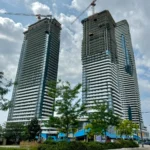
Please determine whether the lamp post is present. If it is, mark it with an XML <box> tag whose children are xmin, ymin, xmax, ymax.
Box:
<box><xmin>137</xmin><ymin>107</ymin><xmax>144</xmax><ymax>148</ymax></box>
<box><xmin>139</xmin><ymin>119</ymin><xmax>144</xmax><ymax>147</ymax></box>
<box><xmin>139</xmin><ymin>112</ymin><xmax>150</xmax><ymax>147</ymax></box>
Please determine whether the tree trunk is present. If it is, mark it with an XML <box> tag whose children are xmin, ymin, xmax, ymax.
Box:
<box><xmin>86</xmin><ymin>135</ymin><xmax>88</xmax><ymax>142</ymax></box>
<box><xmin>104</xmin><ymin>131</ymin><xmax>107</xmax><ymax>142</ymax></box>
<box><xmin>66</xmin><ymin>127</ymin><xmax>69</xmax><ymax>141</ymax></box>
<box><xmin>72</xmin><ymin>133</ymin><xmax>76</xmax><ymax>141</ymax></box>
<box><xmin>66</xmin><ymin>132</ymin><xmax>68</xmax><ymax>141</ymax></box>
<box><xmin>94</xmin><ymin>135</ymin><xmax>96</xmax><ymax>141</ymax></box>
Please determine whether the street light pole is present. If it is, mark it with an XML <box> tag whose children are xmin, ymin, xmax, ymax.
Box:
<box><xmin>139</xmin><ymin>120</ymin><xmax>144</xmax><ymax>147</ymax></box>
<box><xmin>139</xmin><ymin>110</ymin><xmax>144</xmax><ymax>147</ymax></box>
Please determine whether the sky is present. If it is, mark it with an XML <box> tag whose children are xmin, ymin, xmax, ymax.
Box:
<box><xmin>0</xmin><ymin>0</ymin><xmax>150</xmax><ymax>132</ymax></box>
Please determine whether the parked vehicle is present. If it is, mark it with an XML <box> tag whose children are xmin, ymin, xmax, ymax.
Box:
<box><xmin>144</xmin><ymin>141</ymin><xmax>150</xmax><ymax>145</ymax></box>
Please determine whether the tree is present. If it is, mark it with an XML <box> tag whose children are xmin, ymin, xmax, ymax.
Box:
<box><xmin>116</xmin><ymin>119</ymin><xmax>139</xmax><ymax>138</ymax></box>
<box><xmin>0</xmin><ymin>124</ymin><xmax>4</xmax><ymax>138</ymax></box>
<box><xmin>0</xmin><ymin>72</ymin><xmax>13</xmax><ymax>110</ymax></box>
<box><xmin>45</xmin><ymin>80</ymin><xmax>86</xmax><ymax>139</ymax></box>
<box><xmin>27</xmin><ymin>118</ymin><xmax>41</xmax><ymax>141</ymax></box>
<box><xmin>84</xmin><ymin>123</ymin><xmax>94</xmax><ymax>141</ymax></box>
<box><xmin>3</xmin><ymin>122</ymin><xmax>25</xmax><ymax>144</ymax></box>
<box><xmin>87</xmin><ymin>101</ymin><xmax>121</xmax><ymax>139</ymax></box>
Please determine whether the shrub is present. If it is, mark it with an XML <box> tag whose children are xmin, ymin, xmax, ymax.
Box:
<box><xmin>43</xmin><ymin>139</ymin><xmax>57</xmax><ymax>145</ymax></box>
<box><xmin>38</xmin><ymin>140</ymin><xmax>139</xmax><ymax>150</ymax></box>
<box><xmin>38</xmin><ymin>142</ymin><xmax>87</xmax><ymax>150</ymax></box>
<box><xmin>20</xmin><ymin>141</ymin><xmax>39</xmax><ymax>150</ymax></box>
<box><xmin>103</xmin><ymin>142</ymin><xmax>122</xmax><ymax>149</ymax></box>
<box><xmin>38</xmin><ymin>142</ymin><xmax>68</xmax><ymax>150</ymax></box>
<box><xmin>68</xmin><ymin>142</ymin><xmax>87</xmax><ymax>150</ymax></box>
<box><xmin>86</xmin><ymin>142</ymin><xmax>105</xmax><ymax>150</ymax></box>
<box><xmin>116</xmin><ymin>139</ymin><xmax>139</xmax><ymax>148</ymax></box>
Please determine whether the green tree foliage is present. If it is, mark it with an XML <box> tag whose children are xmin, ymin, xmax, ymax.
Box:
<box><xmin>86</xmin><ymin>101</ymin><xmax>121</xmax><ymax>137</ymax></box>
<box><xmin>84</xmin><ymin>123</ymin><xmax>94</xmax><ymax>140</ymax></box>
<box><xmin>45</xmin><ymin>80</ymin><xmax>86</xmax><ymax>138</ymax></box>
<box><xmin>3</xmin><ymin>122</ymin><xmax>25</xmax><ymax>143</ymax></box>
<box><xmin>116</xmin><ymin>119</ymin><xmax>139</xmax><ymax>137</ymax></box>
<box><xmin>0</xmin><ymin>72</ymin><xmax>13</xmax><ymax>110</ymax></box>
<box><xmin>27</xmin><ymin>118</ymin><xmax>41</xmax><ymax>141</ymax></box>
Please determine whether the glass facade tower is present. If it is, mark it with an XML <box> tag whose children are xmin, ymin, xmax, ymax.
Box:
<box><xmin>115</xmin><ymin>20</ymin><xmax>142</xmax><ymax>123</ymax></box>
<box><xmin>81</xmin><ymin>10</ymin><xmax>122</xmax><ymax>117</ymax></box>
<box><xmin>81</xmin><ymin>10</ymin><xmax>142</xmax><ymax>123</ymax></box>
<box><xmin>7</xmin><ymin>18</ymin><xmax>61</xmax><ymax>122</ymax></box>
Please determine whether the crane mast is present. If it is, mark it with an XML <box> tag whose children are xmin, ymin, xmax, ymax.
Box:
<box><xmin>91</xmin><ymin>0</ymin><xmax>96</xmax><ymax>15</ymax></box>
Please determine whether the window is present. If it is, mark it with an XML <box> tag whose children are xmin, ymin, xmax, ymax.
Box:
<box><xmin>121</xmin><ymin>34</ymin><xmax>132</xmax><ymax>75</ymax></box>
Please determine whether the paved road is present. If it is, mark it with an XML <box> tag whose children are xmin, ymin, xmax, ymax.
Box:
<box><xmin>107</xmin><ymin>145</ymin><xmax>150</xmax><ymax>150</ymax></box>
<box><xmin>112</xmin><ymin>145</ymin><xmax>150</xmax><ymax>150</ymax></box>
<box><xmin>138</xmin><ymin>145</ymin><xmax>150</xmax><ymax>149</ymax></box>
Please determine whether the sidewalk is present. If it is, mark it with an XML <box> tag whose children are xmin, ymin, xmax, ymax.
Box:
<box><xmin>109</xmin><ymin>145</ymin><xmax>150</xmax><ymax>150</ymax></box>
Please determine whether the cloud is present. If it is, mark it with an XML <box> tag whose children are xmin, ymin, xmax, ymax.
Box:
<box><xmin>71</xmin><ymin>0</ymin><xmax>91</xmax><ymax>11</ymax></box>
<box><xmin>0</xmin><ymin>9</ymin><xmax>6</xmax><ymax>13</ymax></box>
<box><xmin>0</xmin><ymin>110</ymin><xmax>8</xmax><ymax>125</ymax></box>
<box><xmin>138</xmin><ymin>78</ymin><xmax>150</xmax><ymax>95</ymax></box>
<box><xmin>136</xmin><ymin>54</ymin><xmax>150</xmax><ymax>69</ymax></box>
<box><xmin>136</xmin><ymin>68</ymin><xmax>145</xmax><ymax>76</ymax></box>
<box><xmin>0</xmin><ymin>17</ymin><xmax>24</xmax><ymax>79</ymax></box>
<box><xmin>52</xmin><ymin>3</ymin><xmax>57</xmax><ymax>8</ymax></box>
<box><xmin>56</xmin><ymin>13</ymin><xmax>82</xmax><ymax>85</ymax></box>
<box><xmin>30</xmin><ymin>2</ymin><xmax>51</xmax><ymax>15</ymax></box>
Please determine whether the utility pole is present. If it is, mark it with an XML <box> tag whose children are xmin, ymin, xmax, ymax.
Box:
<box><xmin>139</xmin><ymin>110</ymin><xmax>144</xmax><ymax>147</ymax></box>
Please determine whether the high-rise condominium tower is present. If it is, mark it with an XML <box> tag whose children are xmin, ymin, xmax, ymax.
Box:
<box><xmin>7</xmin><ymin>18</ymin><xmax>61</xmax><ymax>122</ymax></box>
<box><xmin>81</xmin><ymin>10</ymin><xmax>122</xmax><ymax>117</ymax></box>
<box><xmin>81</xmin><ymin>10</ymin><xmax>142</xmax><ymax>123</ymax></box>
<box><xmin>115</xmin><ymin>20</ymin><xmax>142</xmax><ymax>123</ymax></box>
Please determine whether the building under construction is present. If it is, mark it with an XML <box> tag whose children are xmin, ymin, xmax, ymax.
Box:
<box><xmin>81</xmin><ymin>10</ymin><xmax>142</xmax><ymax>124</ymax></box>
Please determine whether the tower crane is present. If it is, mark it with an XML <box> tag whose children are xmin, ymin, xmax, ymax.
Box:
<box><xmin>0</xmin><ymin>12</ymin><xmax>52</xmax><ymax>20</ymax></box>
<box><xmin>71</xmin><ymin>0</ymin><xmax>97</xmax><ymax>24</ymax></box>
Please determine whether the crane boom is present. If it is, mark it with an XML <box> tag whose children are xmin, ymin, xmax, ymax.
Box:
<box><xmin>71</xmin><ymin>0</ymin><xmax>97</xmax><ymax>24</ymax></box>
<box><xmin>71</xmin><ymin>5</ymin><xmax>91</xmax><ymax>24</ymax></box>
<box><xmin>1</xmin><ymin>12</ymin><xmax>52</xmax><ymax>20</ymax></box>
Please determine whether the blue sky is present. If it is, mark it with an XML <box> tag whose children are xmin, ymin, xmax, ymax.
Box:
<box><xmin>0</xmin><ymin>0</ymin><xmax>150</xmax><ymax>132</ymax></box>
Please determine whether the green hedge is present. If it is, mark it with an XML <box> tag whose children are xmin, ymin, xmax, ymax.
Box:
<box><xmin>38</xmin><ymin>140</ymin><xmax>139</xmax><ymax>150</ymax></box>
<box><xmin>116</xmin><ymin>140</ymin><xmax>139</xmax><ymax>148</ymax></box>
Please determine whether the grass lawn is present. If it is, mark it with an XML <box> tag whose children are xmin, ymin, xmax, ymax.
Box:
<box><xmin>0</xmin><ymin>147</ymin><xmax>36</xmax><ymax>150</ymax></box>
<box><xmin>0</xmin><ymin>148</ymin><xmax>26</xmax><ymax>150</ymax></box>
